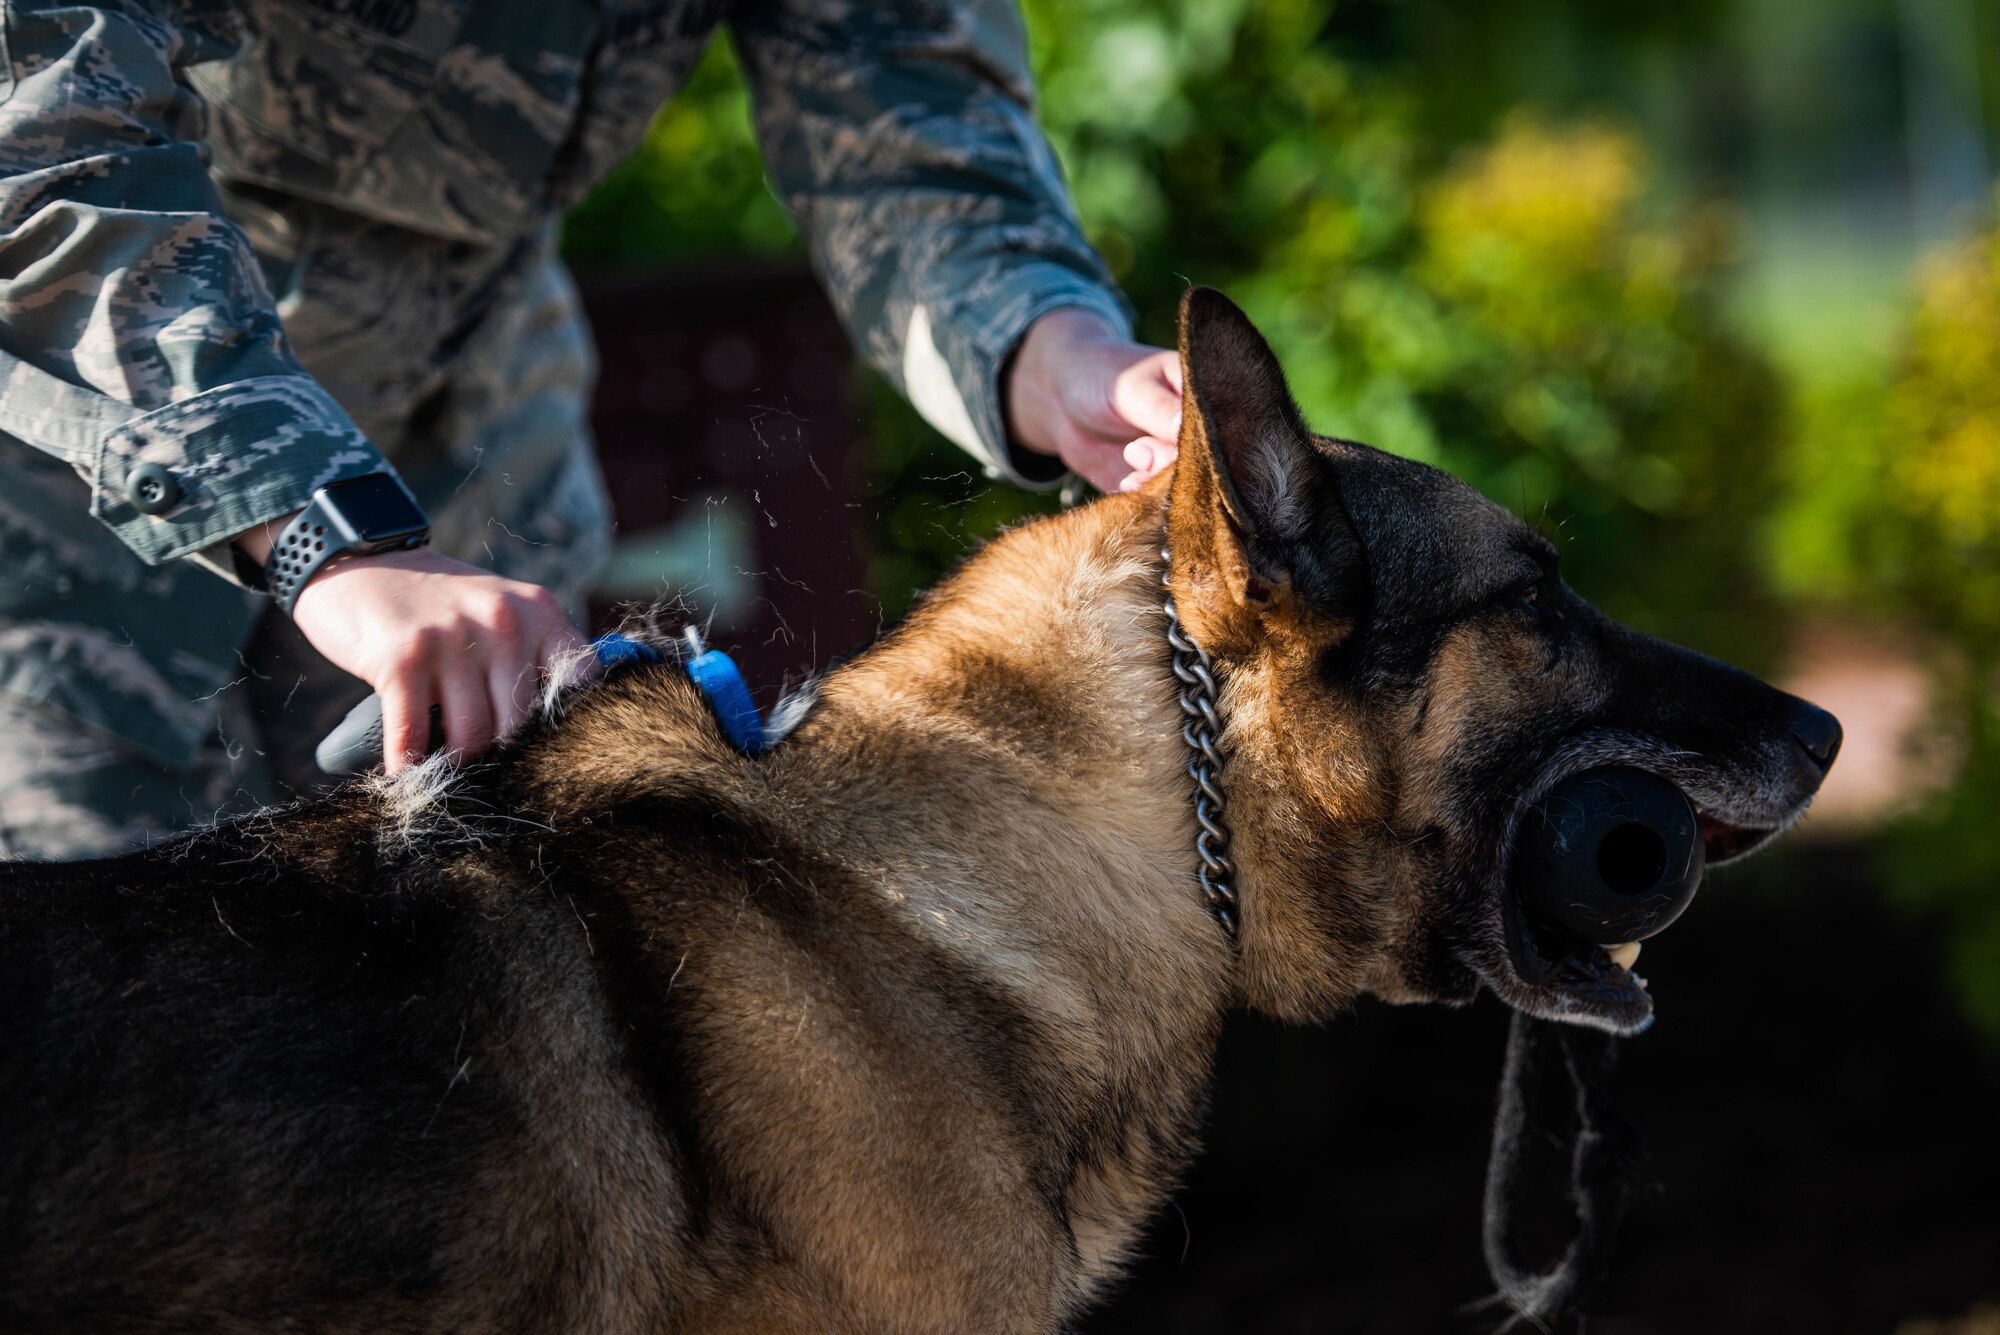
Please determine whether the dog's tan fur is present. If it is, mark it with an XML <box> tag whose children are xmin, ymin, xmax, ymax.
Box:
<box><xmin>0</xmin><ymin>290</ymin><xmax>1833</xmax><ymax>1333</ymax></box>
<box><xmin>514</xmin><ymin>488</ymin><xmax>1227</xmax><ymax>1329</ymax></box>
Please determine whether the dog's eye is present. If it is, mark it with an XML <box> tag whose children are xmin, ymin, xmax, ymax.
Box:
<box><xmin>1512</xmin><ymin>576</ymin><xmax>1562</xmax><ymax>620</ymax></box>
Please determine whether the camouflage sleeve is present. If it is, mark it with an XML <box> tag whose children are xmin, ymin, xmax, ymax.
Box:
<box><xmin>732</xmin><ymin>0</ymin><xmax>1132</xmax><ymax>487</ymax></box>
<box><xmin>0</xmin><ymin>0</ymin><xmax>389</xmax><ymax>580</ymax></box>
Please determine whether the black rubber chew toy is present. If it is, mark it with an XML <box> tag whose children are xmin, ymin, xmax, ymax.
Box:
<box><xmin>1513</xmin><ymin>765</ymin><xmax>1704</xmax><ymax>944</ymax></box>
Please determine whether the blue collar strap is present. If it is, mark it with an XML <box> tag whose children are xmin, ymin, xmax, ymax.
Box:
<box><xmin>590</xmin><ymin>630</ymin><xmax>766</xmax><ymax>757</ymax></box>
<box><xmin>590</xmin><ymin>631</ymin><xmax>661</xmax><ymax>671</ymax></box>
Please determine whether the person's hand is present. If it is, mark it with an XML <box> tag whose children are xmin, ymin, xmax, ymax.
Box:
<box><xmin>237</xmin><ymin>517</ymin><xmax>593</xmax><ymax>774</ymax></box>
<box><xmin>1005</xmin><ymin>307</ymin><xmax>1182</xmax><ymax>493</ymax></box>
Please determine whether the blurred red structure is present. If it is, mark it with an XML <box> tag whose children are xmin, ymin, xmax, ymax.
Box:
<box><xmin>578</xmin><ymin>262</ymin><xmax>875</xmax><ymax>700</ymax></box>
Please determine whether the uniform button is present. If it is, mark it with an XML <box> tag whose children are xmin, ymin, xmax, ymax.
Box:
<box><xmin>126</xmin><ymin>463</ymin><xmax>180</xmax><ymax>515</ymax></box>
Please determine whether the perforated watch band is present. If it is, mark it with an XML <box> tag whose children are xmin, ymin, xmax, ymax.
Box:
<box><xmin>262</xmin><ymin>474</ymin><xmax>430</xmax><ymax>617</ymax></box>
<box><xmin>265</xmin><ymin>509</ymin><xmax>344</xmax><ymax>615</ymax></box>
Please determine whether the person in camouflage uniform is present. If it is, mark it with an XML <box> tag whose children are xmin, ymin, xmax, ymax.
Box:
<box><xmin>0</xmin><ymin>0</ymin><xmax>1184</xmax><ymax>857</ymax></box>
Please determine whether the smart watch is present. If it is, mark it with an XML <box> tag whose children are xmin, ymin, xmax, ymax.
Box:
<box><xmin>259</xmin><ymin>473</ymin><xmax>432</xmax><ymax>616</ymax></box>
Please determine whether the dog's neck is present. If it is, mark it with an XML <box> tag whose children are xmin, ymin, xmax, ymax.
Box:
<box><xmin>762</xmin><ymin>491</ymin><xmax>1240</xmax><ymax>1270</ymax></box>
<box><xmin>792</xmin><ymin>484</ymin><xmax>1388</xmax><ymax>1011</ymax></box>
<box><xmin>809</xmin><ymin>490</ymin><xmax>1227</xmax><ymax>977</ymax></box>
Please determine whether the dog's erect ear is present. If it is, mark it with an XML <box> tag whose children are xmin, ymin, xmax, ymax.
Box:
<box><xmin>1167</xmin><ymin>287</ymin><xmax>1359</xmax><ymax>652</ymax></box>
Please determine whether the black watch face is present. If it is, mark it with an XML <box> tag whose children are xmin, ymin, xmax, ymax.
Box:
<box><xmin>324</xmin><ymin>474</ymin><xmax>427</xmax><ymax>539</ymax></box>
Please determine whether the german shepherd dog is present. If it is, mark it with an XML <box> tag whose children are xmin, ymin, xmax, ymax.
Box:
<box><xmin>0</xmin><ymin>290</ymin><xmax>1837</xmax><ymax>1333</ymax></box>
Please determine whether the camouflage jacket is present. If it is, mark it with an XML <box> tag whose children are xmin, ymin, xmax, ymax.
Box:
<box><xmin>0</xmin><ymin>0</ymin><xmax>1130</xmax><ymax>765</ymax></box>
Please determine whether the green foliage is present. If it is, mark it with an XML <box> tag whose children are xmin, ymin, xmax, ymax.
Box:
<box><xmin>1773</xmin><ymin>221</ymin><xmax>2000</xmax><ymax>653</ymax></box>
<box><xmin>856</xmin><ymin>2</ymin><xmax>1787</xmax><ymax>657</ymax></box>
<box><xmin>1883</xmin><ymin>736</ymin><xmax>2000</xmax><ymax>1044</ymax></box>
<box><xmin>561</xmin><ymin>37</ymin><xmax>798</xmax><ymax>265</ymax></box>
<box><xmin>1777</xmin><ymin>214</ymin><xmax>2000</xmax><ymax>1044</ymax></box>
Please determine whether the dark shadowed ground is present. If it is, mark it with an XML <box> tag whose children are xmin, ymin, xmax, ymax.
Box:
<box><xmin>1081</xmin><ymin>841</ymin><xmax>2000</xmax><ymax>1335</ymax></box>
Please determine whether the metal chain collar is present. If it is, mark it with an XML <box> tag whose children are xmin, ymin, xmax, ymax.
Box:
<box><xmin>1161</xmin><ymin>547</ymin><xmax>1239</xmax><ymax>941</ymax></box>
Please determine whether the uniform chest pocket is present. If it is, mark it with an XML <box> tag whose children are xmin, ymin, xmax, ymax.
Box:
<box><xmin>191</xmin><ymin>0</ymin><xmax>471</xmax><ymax>191</ymax></box>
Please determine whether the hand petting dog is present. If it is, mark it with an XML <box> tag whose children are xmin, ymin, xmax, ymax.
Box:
<box><xmin>1006</xmin><ymin>306</ymin><xmax>1183</xmax><ymax>493</ymax></box>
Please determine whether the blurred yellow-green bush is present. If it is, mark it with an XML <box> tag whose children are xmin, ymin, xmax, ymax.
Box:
<box><xmin>1771</xmin><ymin>209</ymin><xmax>2000</xmax><ymax>713</ymax></box>
<box><xmin>1888</xmin><ymin>231</ymin><xmax>2000</xmax><ymax>653</ymax></box>
<box><xmin>1768</xmin><ymin>213</ymin><xmax>2000</xmax><ymax>1043</ymax></box>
